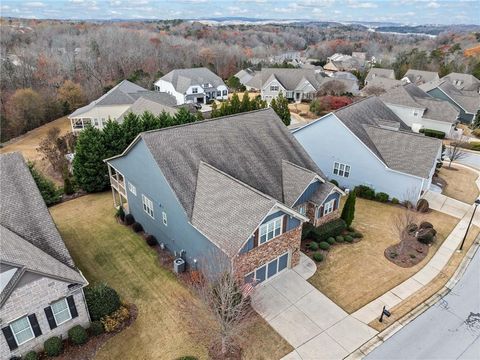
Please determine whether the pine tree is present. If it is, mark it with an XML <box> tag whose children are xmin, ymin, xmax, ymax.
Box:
<box><xmin>270</xmin><ymin>92</ymin><xmax>291</xmax><ymax>126</ymax></box>
<box><xmin>28</xmin><ymin>162</ymin><xmax>62</xmax><ymax>206</ymax></box>
<box><xmin>240</xmin><ymin>91</ymin><xmax>251</xmax><ymax>112</ymax></box>
<box><xmin>230</xmin><ymin>93</ymin><xmax>241</xmax><ymax>114</ymax></box>
<box><xmin>174</xmin><ymin>107</ymin><xmax>197</xmax><ymax>124</ymax></box>
<box><xmin>103</xmin><ymin>120</ymin><xmax>127</xmax><ymax>159</ymax></box>
<box><xmin>341</xmin><ymin>191</ymin><xmax>356</xmax><ymax>227</ymax></box>
<box><xmin>121</xmin><ymin>112</ymin><xmax>143</xmax><ymax>145</ymax></box>
<box><xmin>73</xmin><ymin>126</ymin><xmax>109</xmax><ymax>192</ymax></box>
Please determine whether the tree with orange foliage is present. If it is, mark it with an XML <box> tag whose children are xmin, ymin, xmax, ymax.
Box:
<box><xmin>58</xmin><ymin>80</ymin><xmax>86</xmax><ymax>113</ymax></box>
<box><xmin>5</xmin><ymin>88</ymin><xmax>45</xmax><ymax>138</ymax></box>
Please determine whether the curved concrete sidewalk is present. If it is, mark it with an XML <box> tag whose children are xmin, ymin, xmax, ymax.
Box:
<box><xmin>252</xmin><ymin>254</ymin><xmax>377</xmax><ymax>360</ymax></box>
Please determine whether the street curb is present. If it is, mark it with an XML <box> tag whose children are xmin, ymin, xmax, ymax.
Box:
<box><xmin>345</xmin><ymin>236</ymin><xmax>480</xmax><ymax>360</ymax></box>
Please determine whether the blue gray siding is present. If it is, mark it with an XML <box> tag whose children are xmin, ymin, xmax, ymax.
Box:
<box><xmin>108</xmin><ymin>139</ymin><xmax>228</xmax><ymax>270</ymax></box>
<box><xmin>427</xmin><ymin>88</ymin><xmax>474</xmax><ymax>123</ymax></box>
<box><xmin>293</xmin><ymin>181</ymin><xmax>320</xmax><ymax>207</ymax></box>
<box><xmin>317</xmin><ymin>192</ymin><xmax>341</xmax><ymax>218</ymax></box>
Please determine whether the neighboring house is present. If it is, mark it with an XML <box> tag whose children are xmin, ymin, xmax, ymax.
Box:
<box><xmin>420</xmin><ymin>79</ymin><xmax>480</xmax><ymax>123</ymax></box>
<box><xmin>234</xmin><ymin>68</ymin><xmax>257</xmax><ymax>89</ymax></box>
<box><xmin>380</xmin><ymin>83</ymin><xmax>460</xmax><ymax>137</ymax></box>
<box><xmin>69</xmin><ymin>80</ymin><xmax>178</xmax><ymax>132</ymax></box>
<box><xmin>0</xmin><ymin>153</ymin><xmax>89</xmax><ymax>359</ymax></box>
<box><xmin>154</xmin><ymin>67</ymin><xmax>228</xmax><ymax>105</ymax></box>
<box><xmin>245</xmin><ymin>72</ymin><xmax>263</xmax><ymax>91</ymax></box>
<box><xmin>330</xmin><ymin>72</ymin><xmax>360</xmax><ymax>95</ymax></box>
<box><xmin>361</xmin><ymin>77</ymin><xmax>402</xmax><ymax>95</ymax></box>
<box><xmin>442</xmin><ymin>72</ymin><xmax>480</xmax><ymax>92</ymax></box>
<box><xmin>105</xmin><ymin>109</ymin><xmax>343</xmax><ymax>284</ymax></box>
<box><xmin>403</xmin><ymin>69</ymin><xmax>439</xmax><ymax>85</ymax></box>
<box><xmin>293</xmin><ymin>97</ymin><xmax>442</xmax><ymax>202</ymax></box>
<box><xmin>324</xmin><ymin>53</ymin><xmax>364</xmax><ymax>73</ymax></box>
<box><xmin>258</xmin><ymin>68</ymin><xmax>326</xmax><ymax>102</ymax></box>
<box><xmin>364</xmin><ymin>68</ymin><xmax>395</xmax><ymax>86</ymax></box>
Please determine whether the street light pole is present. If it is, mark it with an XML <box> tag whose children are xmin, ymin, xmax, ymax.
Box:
<box><xmin>459</xmin><ymin>198</ymin><xmax>480</xmax><ymax>251</ymax></box>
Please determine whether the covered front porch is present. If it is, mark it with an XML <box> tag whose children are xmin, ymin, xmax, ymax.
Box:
<box><xmin>108</xmin><ymin>165</ymin><xmax>129</xmax><ymax>212</ymax></box>
<box><xmin>70</xmin><ymin>117</ymin><xmax>93</xmax><ymax>132</ymax></box>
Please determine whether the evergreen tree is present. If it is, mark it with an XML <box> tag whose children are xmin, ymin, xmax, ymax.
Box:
<box><xmin>102</xmin><ymin>120</ymin><xmax>127</xmax><ymax>158</ymax></box>
<box><xmin>73</xmin><ymin>126</ymin><xmax>109</xmax><ymax>192</ymax></box>
<box><xmin>270</xmin><ymin>92</ymin><xmax>291</xmax><ymax>126</ymax></box>
<box><xmin>341</xmin><ymin>191</ymin><xmax>356</xmax><ymax>227</ymax></box>
<box><xmin>240</xmin><ymin>91</ymin><xmax>251</xmax><ymax>112</ymax></box>
<box><xmin>211</xmin><ymin>102</ymin><xmax>219</xmax><ymax>117</ymax></box>
<box><xmin>473</xmin><ymin>111</ymin><xmax>480</xmax><ymax>129</ymax></box>
<box><xmin>174</xmin><ymin>106</ymin><xmax>197</xmax><ymax>124</ymax></box>
<box><xmin>28</xmin><ymin>162</ymin><xmax>62</xmax><ymax>206</ymax></box>
<box><xmin>230</xmin><ymin>93</ymin><xmax>241</xmax><ymax>114</ymax></box>
<box><xmin>141</xmin><ymin>111</ymin><xmax>160</xmax><ymax>131</ymax></box>
<box><xmin>121</xmin><ymin>112</ymin><xmax>143</xmax><ymax>145</ymax></box>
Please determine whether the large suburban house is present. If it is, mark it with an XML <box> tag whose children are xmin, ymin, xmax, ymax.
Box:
<box><xmin>403</xmin><ymin>69</ymin><xmax>439</xmax><ymax>85</ymax></box>
<box><xmin>380</xmin><ymin>83</ymin><xmax>460</xmax><ymax>138</ymax></box>
<box><xmin>0</xmin><ymin>153</ymin><xmax>89</xmax><ymax>359</ymax></box>
<box><xmin>293</xmin><ymin>97</ymin><xmax>442</xmax><ymax>202</ymax></box>
<box><xmin>364</xmin><ymin>68</ymin><xmax>395</xmax><ymax>86</ymax></box>
<box><xmin>69</xmin><ymin>80</ymin><xmax>178</xmax><ymax>132</ymax></box>
<box><xmin>105</xmin><ymin>109</ymin><xmax>343</xmax><ymax>284</ymax></box>
<box><xmin>442</xmin><ymin>72</ymin><xmax>480</xmax><ymax>92</ymax></box>
<box><xmin>323</xmin><ymin>53</ymin><xmax>365</xmax><ymax>73</ymax></box>
<box><xmin>420</xmin><ymin>79</ymin><xmax>480</xmax><ymax>123</ymax></box>
<box><xmin>154</xmin><ymin>67</ymin><xmax>228</xmax><ymax>105</ymax></box>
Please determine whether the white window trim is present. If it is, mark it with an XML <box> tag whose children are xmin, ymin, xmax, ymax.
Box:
<box><xmin>128</xmin><ymin>182</ymin><xmax>137</xmax><ymax>196</ymax></box>
<box><xmin>259</xmin><ymin>216</ymin><xmax>283</xmax><ymax>245</ymax></box>
<box><xmin>323</xmin><ymin>199</ymin><xmax>335</xmax><ymax>216</ymax></box>
<box><xmin>297</xmin><ymin>204</ymin><xmax>306</xmax><ymax>216</ymax></box>
<box><xmin>51</xmin><ymin>298</ymin><xmax>72</xmax><ymax>326</ymax></box>
<box><xmin>10</xmin><ymin>316</ymin><xmax>35</xmax><ymax>346</ymax></box>
<box><xmin>142</xmin><ymin>194</ymin><xmax>154</xmax><ymax>219</ymax></box>
<box><xmin>333</xmin><ymin>161</ymin><xmax>351</xmax><ymax>178</ymax></box>
<box><xmin>162</xmin><ymin>211</ymin><xmax>168</xmax><ymax>226</ymax></box>
<box><xmin>192</xmin><ymin>87</ymin><xmax>198</xmax><ymax>94</ymax></box>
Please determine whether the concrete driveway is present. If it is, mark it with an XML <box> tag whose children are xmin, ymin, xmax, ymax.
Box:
<box><xmin>252</xmin><ymin>254</ymin><xmax>378</xmax><ymax>359</ymax></box>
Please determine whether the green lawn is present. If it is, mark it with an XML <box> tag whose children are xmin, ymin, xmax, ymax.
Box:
<box><xmin>50</xmin><ymin>192</ymin><xmax>291</xmax><ymax>360</ymax></box>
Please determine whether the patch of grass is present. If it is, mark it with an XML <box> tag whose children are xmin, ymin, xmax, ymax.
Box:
<box><xmin>438</xmin><ymin>165</ymin><xmax>479</xmax><ymax>204</ymax></box>
<box><xmin>308</xmin><ymin>198</ymin><xmax>475</xmax><ymax>313</ymax></box>
<box><xmin>50</xmin><ymin>193</ymin><xmax>291</xmax><ymax>360</ymax></box>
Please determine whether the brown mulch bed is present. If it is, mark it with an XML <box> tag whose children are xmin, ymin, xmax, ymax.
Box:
<box><xmin>385</xmin><ymin>236</ymin><xmax>430</xmax><ymax>268</ymax></box>
<box><xmin>37</xmin><ymin>304</ymin><xmax>138</xmax><ymax>360</ymax></box>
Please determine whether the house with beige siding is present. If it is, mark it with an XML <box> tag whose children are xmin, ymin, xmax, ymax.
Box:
<box><xmin>0</xmin><ymin>153</ymin><xmax>89</xmax><ymax>359</ymax></box>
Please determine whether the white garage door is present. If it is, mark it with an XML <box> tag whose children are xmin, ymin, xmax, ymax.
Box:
<box><xmin>244</xmin><ymin>252</ymin><xmax>289</xmax><ymax>285</ymax></box>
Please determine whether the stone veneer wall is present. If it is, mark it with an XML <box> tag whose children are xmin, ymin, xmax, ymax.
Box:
<box><xmin>314</xmin><ymin>209</ymin><xmax>340</xmax><ymax>227</ymax></box>
<box><xmin>233</xmin><ymin>226</ymin><xmax>302</xmax><ymax>280</ymax></box>
<box><xmin>0</xmin><ymin>276</ymin><xmax>90</xmax><ymax>359</ymax></box>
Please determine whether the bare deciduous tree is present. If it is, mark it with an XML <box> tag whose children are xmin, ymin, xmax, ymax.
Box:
<box><xmin>390</xmin><ymin>207</ymin><xmax>423</xmax><ymax>254</ymax></box>
<box><xmin>447</xmin><ymin>135</ymin><xmax>469</xmax><ymax>168</ymax></box>
<box><xmin>362</xmin><ymin>85</ymin><xmax>386</xmax><ymax>96</ymax></box>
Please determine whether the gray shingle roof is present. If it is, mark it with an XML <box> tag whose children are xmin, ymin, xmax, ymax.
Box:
<box><xmin>140</xmin><ymin>108</ymin><xmax>329</xmax><ymax>220</ymax></box>
<box><xmin>282</xmin><ymin>160</ymin><xmax>319</xmax><ymax>207</ymax></box>
<box><xmin>259</xmin><ymin>68</ymin><xmax>325</xmax><ymax>91</ymax></box>
<box><xmin>159</xmin><ymin>67</ymin><xmax>226</xmax><ymax>94</ymax></box>
<box><xmin>191</xmin><ymin>162</ymin><xmax>276</xmax><ymax>257</ymax></box>
<box><xmin>333</xmin><ymin>97</ymin><xmax>441</xmax><ymax>178</ymax></box>
<box><xmin>118</xmin><ymin>97</ymin><xmax>177</xmax><ymax>121</ymax></box>
<box><xmin>404</xmin><ymin>69</ymin><xmax>439</xmax><ymax>84</ymax></box>
<box><xmin>437</xmin><ymin>80</ymin><xmax>480</xmax><ymax>113</ymax></box>
<box><xmin>442</xmin><ymin>72</ymin><xmax>480</xmax><ymax>91</ymax></box>
<box><xmin>365</xmin><ymin>68</ymin><xmax>395</xmax><ymax>82</ymax></box>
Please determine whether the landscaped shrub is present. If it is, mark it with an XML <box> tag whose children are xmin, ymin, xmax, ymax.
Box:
<box><xmin>416</xmin><ymin>199</ymin><xmax>430</xmax><ymax>213</ymax></box>
<box><xmin>326</xmin><ymin>237</ymin><xmax>336</xmax><ymax>245</ymax></box>
<box><xmin>416</xmin><ymin>228</ymin><xmax>437</xmax><ymax>244</ymax></box>
<box><xmin>419</xmin><ymin>221</ymin><xmax>433</xmax><ymax>229</ymax></box>
<box><xmin>352</xmin><ymin>232</ymin><xmax>363</xmax><ymax>238</ymax></box>
<box><xmin>318</xmin><ymin>241</ymin><xmax>330</xmax><ymax>251</ymax></box>
<box><xmin>131</xmin><ymin>222</ymin><xmax>143</xmax><ymax>233</ymax></box>
<box><xmin>391</xmin><ymin>198</ymin><xmax>400</xmax><ymax>205</ymax></box>
<box><xmin>44</xmin><ymin>336</ymin><xmax>63</xmax><ymax>357</ymax></box>
<box><xmin>313</xmin><ymin>252</ymin><xmax>324</xmax><ymax>262</ymax></box>
<box><xmin>330</xmin><ymin>179</ymin><xmax>339</xmax><ymax>186</ymax></box>
<box><xmin>101</xmin><ymin>305</ymin><xmax>130</xmax><ymax>333</ymax></box>
<box><xmin>336</xmin><ymin>235</ymin><xmax>344</xmax><ymax>242</ymax></box>
<box><xmin>307</xmin><ymin>241</ymin><xmax>319</xmax><ymax>251</ymax></box>
<box><xmin>124</xmin><ymin>213</ymin><xmax>135</xmax><ymax>225</ymax></box>
<box><xmin>406</xmin><ymin>223</ymin><xmax>418</xmax><ymax>234</ymax></box>
<box><xmin>301</xmin><ymin>222</ymin><xmax>315</xmax><ymax>240</ymax></box>
<box><xmin>354</xmin><ymin>185</ymin><xmax>375</xmax><ymax>200</ymax></box>
<box><xmin>375</xmin><ymin>192</ymin><xmax>389</xmax><ymax>203</ymax></box>
<box><xmin>68</xmin><ymin>325</ymin><xmax>88</xmax><ymax>345</ymax></box>
<box><xmin>420</xmin><ymin>128</ymin><xmax>446</xmax><ymax>139</ymax></box>
<box><xmin>23</xmin><ymin>351</ymin><xmax>38</xmax><ymax>360</ymax></box>
<box><xmin>313</xmin><ymin>218</ymin><xmax>347</xmax><ymax>242</ymax></box>
<box><xmin>89</xmin><ymin>321</ymin><xmax>104</xmax><ymax>336</ymax></box>
<box><xmin>116</xmin><ymin>206</ymin><xmax>125</xmax><ymax>222</ymax></box>
<box><xmin>344</xmin><ymin>235</ymin><xmax>354</xmax><ymax>243</ymax></box>
<box><xmin>85</xmin><ymin>283</ymin><xmax>121</xmax><ymax>321</ymax></box>
<box><xmin>145</xmin><ymin>234</ymin><xmax>157</xmax><ymax>246</ymax></box>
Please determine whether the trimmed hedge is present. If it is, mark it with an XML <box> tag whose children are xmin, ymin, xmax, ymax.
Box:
<box><xmin>132</xmin><ymin>222</ymin><xmax>143</xmax><ymax>233</ymax></box>
<box><xmin>44</xmin><ymin>336</ymin><xmax>63</xmax><ymax>357</ymax></box>
<box><xmin>318</xmin><ymin>241</ymin><xmax>330</xmax><ymax>251</ymax></box>
<box><xmin>312</xmin><ymin>218</ymin><xmax>347</xmax><ymax>242</ymax></box>
<box><xmin>375</xmin><ymin>192</ymin><xmax>389</xmax><ymax>203</ymax></box>
<box><xmin>336</xmin><ymin>235</ymin><xmax>344</xmax><ymax>242</ymax></box>
<box><xmin>301</xmin><ymin>222</ymin><xmax>315</xmax><ymax>241</ymax></box>
<box><xmin>307</xmin><ymin>241</ymin><xmax>319</xmax><ymax>251</ymax></box>
<box><xmin>344</xmin><ymin>235</ymin><xmax>354</xmax><ymax>243</ymax></box>
<box><xmin>313</xmin><ymin>253</ymin><xmax>324</xmax><ymax>262</ymax></box>
<box><xmin>326</xmin><ymin>237</ymin><xmax>336</xmax><ymax>245</ymax></box>
<box><xmin>89</xmin><ymin>321</ymin><xmax>104</xmax><ymax>336</ymax></box>
<box><xmin>354</xmin><ymin>185</ymin><xmax>375</xmax><ymax>200</ymax></box>
<box><xmin>330</xmin><ymin>179</ymin><xmax>339</xmax><ymax>186</ymax></box>
<box><xmin>84</xmin><ymin>283</ymin><xmax>121</xmax><ymax>321</ymax></box>
<box><xmin>124</xmin><ymin>213</ymin><xmax>135</xmax><ymax>225</ymax></box>
<box><xmin>68</xmin><ymin>325</ymin><xmax>88</xmax><ymax>345</ymax></box>
<box><xmin>391</xmin><ymin>197</ymin><xmax>399</xmax><ymax>205</ymax></box>
<box><xmin>23</xmin><ymin>351</ymin><xmax>38</xmax><ymax>360</ymax></box>
<box><xmin>145</xmin><ymin>234</ymin><xmax>157</xmax><ymax>246</ymax></box>
<box><xmin>419</xmin><ymin>128</ymin><xmax>446</xmax><ymax>139</ymax></box>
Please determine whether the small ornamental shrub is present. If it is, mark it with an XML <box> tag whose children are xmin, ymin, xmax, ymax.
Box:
<box><xmin>326</xmin><ymin>237</ymin><xmax>336</xmax><ymax>245</ymax></box>
<box><xmin>353</xmin><ymin>232</ymin><xmax>363</xmax><ymax>238</ymax></box>
<box><xmin>44</xmin><ymin>336</ymin><xmax>63</xmax><ymax>357</ymax></box>
<box><xmin>330</xmin><ymin>179</ymin><xmax>339</xmax><ymax>186</ymax></box>
<box><xmin>301</xmin><ymin>222</ymin><xmax>315</xmax><ymax>240</ymax></box>
<box><xmin>68</xmin><ymin>325</ymin><xmax>88</xmax><ymax>345</ymax></box>
<box><xmin>406</xmin><ymin>223</ymin><xmax>418</xmax><ymax>234</ymax></box>
<box><xmin>23</xmin><ymin>351</ymin><xmax>38</xmax><ymax>360</ymax></box>
<box><xmin>85</xmin><ymin>283</ymin><xmax>121</xmax><ymax>321</ymax></box>
<box><xmin>313</xmin><ymin>252</ymin><xmax>324</xmax><ymax>262</ymax></box>
<box><xmin>124</xmin><ymin>213</ymin><xmax>135</xmax><ymax>225</ymax></box>
<box><xmin>307</xmin><ymin>241</ymin><xmax>319</xmax><ymax>251</ymax></box>
<box><xmin>89</xmin><ymin>321</ymin><xmax>104</xmax><ymax>336</ymax></box>
<box><xmin>416</xmin><ymin>199</ymin><xmax>430</xmax><ymax>213</ymax></box>
<box><xmin>419</xmin><ymin>221</ymin><xmax>434</xmax><ymax>230</ymax></box>
<box><xmin>391</xmin><ymin>197</ymin><xmax>400</xmax><ymax>205</ymax></box>
<box><xmin>63</xmin><ymin>175</ymin><xmax>75</xmax><ymax>195</ymax></box>
<box><xmin>344</xmin><ymin>235</ymin><xmax>354</xmax><ymax>243</ymax></box>
<box><xmin>347</xmin><ymin>226</ymin><xmax>355</xmax><ymax>232</ymax></box>
<box><xmin>336</xmin><ymin>235</ymin><xmax>344</xmax><ymax>242</ymax></box>
<box><xmin>131</xmin><ymin>222</ymin><xmax>143</xmax><ymax>233</ymax></box>
<box><xmin>101</xmin><ymin>305</ymin><xmax>130</xmax><ymax>333</ymax></box>
<box><xmin>145</xmin><ymin>234</ymin><xmax>157</xmax><ymax>246</ymax></box>
<box><xmin>420</xmin><ymin>128</ymin><xmax>446</xmax><ymax>139</ymax></box>
<box><xmin>375</xmin><ymin>192</ymin><xmax>389</xmax><ymax>203</ymax></box>
<box><xmin>313</xmin><ymin>218</ymin><xmax>347</xmax><ymax>242</ymax></box>
<box><xmin>318</xmin><ymin>241</ymin><xmax>330</xmax><ymax>251</ymax></box>
<box><xmin>354</xmin><ymin>185</ymin><xmax>375</xmax><ymax>200</ymax></box>
<box><xmin>417</xmin><ymin>228</ymin><xmax>437</xmax><ymax>244</ymax></box>
<box><xmin>116</xmin><ymin>206</ymin><xmax>125</xmax><ymax>222</ymax></box>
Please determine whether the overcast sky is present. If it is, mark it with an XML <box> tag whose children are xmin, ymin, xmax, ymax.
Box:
<box><xmin>1</xmin><ymin>0</ymin><xmax>479</xmax><ymax>25</ymax></box>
